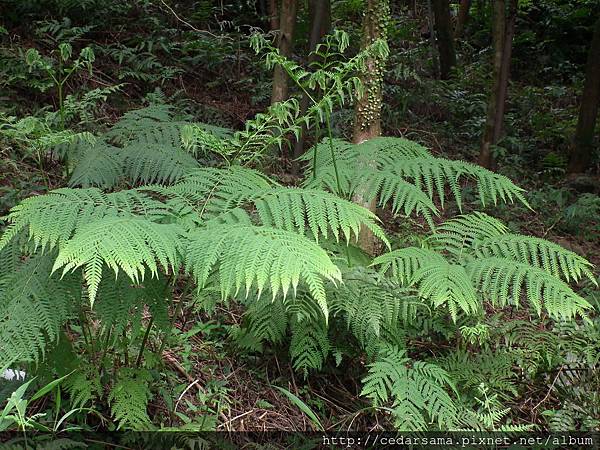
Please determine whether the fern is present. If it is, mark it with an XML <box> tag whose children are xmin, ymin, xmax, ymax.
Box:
<box><xmin>52</xmin><ymin>216</ymin><xmax>183</xmax><ymax>306</ymax></box>
<box><xmin>108</xmin><ymin>368</ymin><xmax>153</xmax><ymax>430</ymax></box>
<box><xmin>374</xmin><ymin>212</ymin><xmax>595</xmax><ymax>322</ymax></box>
<box><xmin>0</xmin><ymin>253</ymin><xmax>80</xmax><ymax>368</ymax></box>
<box><xmin>185</xmin><ymin>225</ymin><xmax>341</xmax><ymax>319</ymax></box>
<box><xmin>361</xmin><ymin>345</ymin><xmax>458</xmax><ymax>431</ymax></box>
<box><xmin>302</xmin><ymin>137</ymin><xmax>529</xmax><ymax>220</ymax></box>
<box><xmin>290</xmin><ymin>316</ymin><xmax>330</xmax><ymax>376</ymax></box>
<box><xmin>0</xmin><ymin>188</ymin><xmax>171</xmax><ymax>253</ymax></box>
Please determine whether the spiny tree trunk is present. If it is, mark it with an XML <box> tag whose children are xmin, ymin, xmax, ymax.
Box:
<box><xmin>352</xmin><ymin>0</ymin><xmax>390</xmax><ymax>255</ymax></box>
<box><xmin>568</xmin><ymin>17</ymin><xmax>600</xmax><ymax>174</ymax></box>
<box><xmin>455</xmin><ymin>0</ymin><xmax>471</xmax><ymax>38</ymax></box>
<box><xmin>292</xmin><ymin>0</ymin><xmax>330</xmax><ymax>175</ymax></box>
<box><xmin>432</xmin><ymin>0</ymin><xmax>456</xmax><ymax>79</ymax></box>
<box><xmin>271</xmin><ymin>0</ymin><xmax>297</xmax><ymax>105</ymax></box>
<box><xmin>479</xmin><ymin>0</ymin><xmax>516</xmax><ymax>170</ymax></box>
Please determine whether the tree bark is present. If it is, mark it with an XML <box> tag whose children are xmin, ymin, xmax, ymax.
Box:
<box><xmin>432</xmin><ymin>0</ymin><xmax>456</xmax><ymax>79</ymax></box>
<box><xmin>291</xmin><ymin>0</ymin><xmax>330</xmax><ymax>175</ymax></box>
<box><xmin>455</xmin><ymin>0</ymin><xmax>471</xmax><ymax>38</ymax></box>
<box><xmin>351</xmin><ymin>0</ymin><xmax>389</xmax><ymax>255</ymax></box>
<box><xmin>268</xmin><ymin>0</ymin><xmax>279</xmax><ymax>31</ymax></box>
<box><xmin>568</xmin><ymin>17</ymin><xmax>600</xmax><ymax>174</ymax></box>
<box><xmin>479</xmin><ymin>0</ymin><xmax>516</xmax><ymax>170</ymax></box>
<box><xmin>271</xmin><ymin>0</ymin><xmax>297</xmax><ymax>105</ymax></box>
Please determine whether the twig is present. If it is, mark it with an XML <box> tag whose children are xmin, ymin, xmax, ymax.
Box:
<box><xmin>159</xmin><ymin>0</ymin><xmax>228</xmax><ymax>39</ymax></box>
<box><xmin>532</xmin><ymin>365</ymin><xmax>563</xmax><ymax>411</ymax></box>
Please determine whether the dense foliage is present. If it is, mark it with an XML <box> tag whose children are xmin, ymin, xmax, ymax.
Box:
<box><xmin>0</xmin><ymin>0</ymin><xmax>598</xmax><ymax>445</ymax></box>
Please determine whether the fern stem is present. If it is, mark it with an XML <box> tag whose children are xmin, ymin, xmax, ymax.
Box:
<box><xmin>324</xmin><ymin>111</ymin><xmax>342</xmax><ymax>195</ymax></box>
<box><xmin>136</xmin><ymin>317</ymin><xmax>154</xmax><ymax>368</ymax></box>
<box><xmin>312</xmin><ymin>120</ymin><xmax>320</xmax><ymax>180</ymax></box>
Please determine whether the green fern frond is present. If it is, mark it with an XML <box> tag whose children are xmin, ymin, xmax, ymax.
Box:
<box><xmin>412</xmin><ymin>260</ymin><xmax>480</xmax><ymax>321</ymax></box>
<box><xmin>467</xmin><ymin>258</ymin><xmax>592</xmax><ymax>320</ymax></box>
<box><xmin>473</xmin><ymin>234</ymin><xmax>596</xmax><ymax>284</ymax></box>
<box><xmin>52</xmin><ymin>216</ymin><xmax>183</xmax><ymax>306</ymax></box>
<box><xmin>361</xmin><ymin>345</ymin><xmax>458</xmax><ymax>431</ymax></box>
<box><xmin>122</xmin><ymin>143</ymin><xmax>199</xmax><ymax>185</ymax></box>
<box><xmin>249</xmin><ymin>187</ymin><xmax>389</xmax><ymax>246</ymax></box>
<box><xmin>0</xmin><ymin>253</ymin><xmax>79</xmax><ymax>367</ymax></box>
<box><xmin>290</xmin><ymin>317</ymin><xmax>330</xmax><ymax>376</ymax></box>
<box><xmin>108</xmin><ymin>368</ymin><xmax>153</xmax><ymax>430</ymax></box>
<box><xmin>427</xmin><ymin>212</ymin><xmax>508</xmax><ymax>255</ymax></box>
<box><xmin>0</xmin><ymin>188</ymin><xmax>171</xmax><ymax>253</ymax></box>
<box><xmin>68</xmin><ymin>141</ymin><xmax>123</xmax><ymax>188</ymax></box>
<box><xmin>185</xmin><ymin>225</ymin><xmax>341</xmax><ymax>320</ymax></box>
<box><xmin>244</xmin><ymin>296</ymin><xmax>288</xmax><ymax>344</ymax></box>
<box><xmin>302</xmin><ymin>137</ymin><xmax>528</xmax><ymax>216</ymax></box>
<box><xmin>372</xmin><ymin>247</ymin><xmax>446</xmax><ymax>285</ymax></box>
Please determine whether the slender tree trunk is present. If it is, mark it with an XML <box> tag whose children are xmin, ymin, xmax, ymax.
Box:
<box><xmin>568</xmin><ymin>17</ymin><xmax>600</xmax><ymax>174</ymax></box>
<box><xmin>271</xmin><ymin>0</ymin><xmax>297</xmax><ymax>105</ymax></box>
<box><xmin>427</xmin><ymin>0</ymin><xmax>439</xmax><ymax>78</ymax></box>
<box><xmin>292</xmin><ymin>0</ymin><xmax>330</xmax><ymax>175</ymax></box>
<box><xmin>493</xmin><ymin>0</ymin><xmax>516</xmax><ymax>142</ymax></box>
<box><xmin>432</xmin><ymin>0</ymin><xmax>456</xmax><ymax>79</ymax></box>
<box><xmin>268</xmin><ymin>0</ymin><xmax>279</xmax><ymax>31</ymax></box>
<box><xmin>455</xmin><ymin>0</ymin><xmax>471</xmax><ymax>38</ymax></box>
<box><xmin>352</xmin><ymin>0</ymin><xmax>390</xmax><ymax>255</ymax></box>
<box><xmin>479</xmin><ymin>0</ymin><xmax>516</xmax><ymax>170</ymax></box>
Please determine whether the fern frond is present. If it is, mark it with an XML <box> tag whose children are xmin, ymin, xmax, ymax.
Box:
<box><xmin>303</xmin><ymin>137</ymin><xmax>528</xmax><ymax>217</ymax></box>
<box><xmin>122</xmin><ymin>143</ymin><xmax>199</xmax><ymax>185</ymax></box>
<box><xmin>52</xmin><ymin>217</ymin><xmax>183</xmax><ymax>306</ymax></box>
<box><xmin>249</xmin><ymin>187</ymin><xmax>389</xmax><ymax>246</ymax></box>
<box><xmin>185</xmin><ymin>225</ymin><xmax>341</xmax><ymax>320</ymax></box>
<box><xmin>473</xmin><ymin>234</ymin><xmax>596</xmax><ymax>284</ymax></box>
<box><xmin>427</xmin><ymin>212</ymin><xmax>508</xmax><ymax>256</ymax></box>
<box><xmin>412</xmin><ymin>260</ymin><xmax>480</xmax><ymax>321</ymax></box>
<box><xmin>290</xmin><ymin>317</ymin><xmax>330</xmax><ymax>376</ymax></box>
<box><xmin>0</xmin><ymin>188</ymin><xmax>171</xmax><ymax>253</ymax></box>
<box><xmin>0</xmin><ymin>253</ymin><xmax>79</xmax><ymax>367</ymax></box>
<box><xmin>108</xmin><ymin>368</ymin><xmax>153</xmax><ymax>430</ymax></box>
<box><xmin>467</xmin><ymin>258</ymin><xmax>592</xmax><ymax>320</ymax></box>
<box><xmin>361</xmin><ymin>345</ymin><xmax>458</xmax><ymax>431</ymax></box>
<box><xmin>372</xmin><ymin>247</ymin><xmax>446</xmax><ymax>285</ymax></box>
<box><xmin>68</xmin><ymin>141</ymin><xmax>123</xmax><ymax>188</ymax></box>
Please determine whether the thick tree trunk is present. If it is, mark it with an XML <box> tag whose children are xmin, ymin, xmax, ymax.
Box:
<box><xmin>432</xmin><ymin>0</ymin><xmax>456</xmax><ymax>79</ymax></box>
<box><xmin>352</xmin><ymin>0</ymin><xmax>389</xmax><ymax>255</ymax></box>
<box><xmin>568</xmin><ymin>17</ymin><xmax>600</xmax><ymax>174</ymax></box>
<box><xmin>271</xmin><ymin>0</ymin><xmax>297</xmax><ymax>105</ymax></box>
<box><xmin>427</xmin><ymin>0</ymin><xmax>439</xmax><ymax>78</ymax></box>
<box><xmin>479</xmin><ymin>0</ymin><xmax>516</xmax><ymax>170</ymax></box>
<box><xmin>291</xmin><ymin>0</ymin><xmax>330</xmax><ymax>175</ymax></box>
<box><xmin>455</xmin><ymin>0</ymin><xmax>471</xmax><ymax>38</ymax></box>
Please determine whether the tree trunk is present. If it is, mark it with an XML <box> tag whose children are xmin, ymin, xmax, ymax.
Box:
<box><xmin>291</xmin><ymin>0</ymin><xmax>330</xmax><ymax>175</ymax></box>
<box><xmin>455</xmin><ymin>0</ymin><xmax>471</xmax><ymax>38</ymax></box>
<box><xmin>268</xmin><ymin>0</ymin><xmax>279</xmax><ymax>31</ymax></box>
<box><xmin>493</xmin><ymin>0</ymin><xmax>516</xmax><ymax>143</ymax></box>
<box><xmin>427</xmin><ymin>0</ymin><xmax>439</xmax><ymax>78</ymax></box>
<box><xmin>479</xmin><ymin>0</ymin><xmax>516</xmax><ymax>170</ymax></box>
<box><xmin>271</xmin><ymin>0</ymin><xmax>297</xmax><ymax>105</ymax></box>
<box><xmin>568</xmin><ymin>17</ymin><xmax>600</xmax><ymax>174</ymax></box>
<box><xmin>351</xmin><ymin>0</ymin><xmax>389</xmax><ymax>255</ymax></box>
<box><xmin>432</xmin><ymin>0</ymin><xmax>456</xmax><ymax>79</ymax></box>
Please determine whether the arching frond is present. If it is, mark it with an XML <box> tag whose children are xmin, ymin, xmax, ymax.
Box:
<box><xmin>0</xmin><ymin>188</ymin><xmax>171</xmax><ymax>253</ymax></box>
<box><xmin>467</xmin><ymin>258</ymin><xmax>592</xmax><ymax>321</ymax></box>
<box><xmin>249</xmin><ymin>187</ymin><xmax>389</xmax><ymax>246</ymax></box>
<box><xmin>427</xmin><ymin>212</ymin><xmax>508</xmax><ymax>256</ymax></box>
<box><xmin>372</xmin><ymin>247</ymin><xmax>446</xmax><ymax>284</ymax></box>
<box><xmin>473</xmin><ymin>234</ymin><xmax>596</xmax><ymax>284</ymax></box>
<box><xmin>52</xmin><ymin>217</ymin><xmax>183</xmax><ymax>305</ymax></box>
<box><xmin>185</xmin><ymin>225</ymin><xmax>342</xmax><ymax>319</ymax></box>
